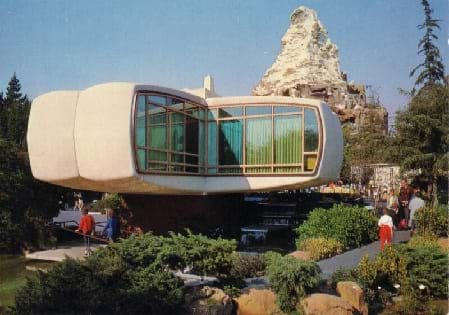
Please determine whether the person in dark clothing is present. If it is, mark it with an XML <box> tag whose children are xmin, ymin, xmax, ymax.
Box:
<box><xmin>398</xmin><ymin>180</ymin><xmax>413</xmax><ymax>221</ymax></box>
<box><xmin>103</xmin><ymin>208</ymin><xmax>120</xmax><ymax>242</ymax></box>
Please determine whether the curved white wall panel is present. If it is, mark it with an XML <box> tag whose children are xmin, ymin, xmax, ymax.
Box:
<box><xmin>74</xmin><ymin>83</ymin><xmax>136</xmax><ymax>181</ymax></box>
<box><xmin>27</xmin><ymin>91</ymin><xmax>80</xmax><ymax>182</ymax></box>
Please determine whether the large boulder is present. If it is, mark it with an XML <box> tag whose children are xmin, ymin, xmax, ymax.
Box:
<box><xmin>301</xmin><ymin>293</ymin><xmax>354</xmax><ymax>315</ymax></box>
<box><xmin>235</xmin><ymin>289</ymin><xmax>284</xmax><ymax>315</ymax></box>
<box><xmin>288</xmin><ymin>250</ymin><xmax>311</xmax><ymax>261</ymax></box>
<box><xmin>185</xmin><ymin>286</ymin><xmax>234</xmax><ymax>315</ymax></box>
<box><xmin>336</xmin><ymin>281</ymin><xmax>368</xmax><ymax>315</ymax></box>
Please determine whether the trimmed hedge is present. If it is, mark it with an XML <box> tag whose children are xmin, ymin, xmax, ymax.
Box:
<box><xmin>296</xmin><ymin>204</ymin><xmax>378</xmax><ymax>249</ymax></box>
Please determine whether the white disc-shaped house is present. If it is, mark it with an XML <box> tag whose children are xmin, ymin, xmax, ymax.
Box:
<box><xmin>27</xmin><ymin>82</ymin><xmax>343</xmax><ymax>194</ymax></box>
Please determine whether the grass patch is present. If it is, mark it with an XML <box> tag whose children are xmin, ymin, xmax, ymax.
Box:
<box><xmin>0</xmin><ymin>255</ymin><xmax>38</xmax><ymax>308</ymax></box>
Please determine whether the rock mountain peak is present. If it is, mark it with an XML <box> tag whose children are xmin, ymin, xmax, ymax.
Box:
<box><xmin>253</xmin><ymin>6</ymin><xmax>344</xmax><ymax>96</ymax></box>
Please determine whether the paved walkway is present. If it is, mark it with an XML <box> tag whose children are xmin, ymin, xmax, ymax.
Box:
<box><xmin>318</xmin><ymin>230</ymin><xmax>411</xmax><ymax>279</ymax></box>
<box><xmin>25</xmin><ymin>244</ymin><xmax>105</xmax><ymax>261</ymax></box>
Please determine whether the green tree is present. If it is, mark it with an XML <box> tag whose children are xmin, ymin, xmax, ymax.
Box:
<box><xmin>3</xmin><ymin>73</ymin><xmax>30</xmax><ymax>146</ymax></box>
<box><xmin>410</xmin><ymin>0</ymin><xmax>445</xmax><ymax>92</ymax></box>
<box><xmin>341</xmin><ymin>124</ymin><xmax>392</xmax><ymax>182</ymax></box>
<box><xmin>392</xmin><ymin>83</ymin><xmax>448</xmax><ymax>204</ymax></box>
<box><xmin>0</xmin><ymin>74</ymin><xmax>67</xmax><ymax>251</ymax></box>
<box><xmin>0</xmin><ymin>92</ymin><xmax>5</xmax><ymax>138</ymax></box>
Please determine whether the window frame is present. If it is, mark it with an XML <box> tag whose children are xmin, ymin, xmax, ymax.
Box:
<box><xmin>133</xmin><ymin>94</ymin><xmax>323</xmax><ymax>177</ymax></box>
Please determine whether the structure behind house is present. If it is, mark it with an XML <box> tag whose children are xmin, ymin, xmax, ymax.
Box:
<box><xmin>252</xmin><ymin>6</ymin><xmax>388</xmax><ymax>134</ymax></box>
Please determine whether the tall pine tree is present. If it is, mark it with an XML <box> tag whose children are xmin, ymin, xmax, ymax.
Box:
<box><xmin>410</xmin><ymin>0</ymin><xmax>445</xmax><ymax>92</ymax></box>
<box><xmin>0</xmin><ymin>91</ymin><xmax>5</xmax><ymax>139</ymax></box>
<box><xmin>3</xmin><ymin>73</ymin><xmax>31</xmax><ymax>147</ymax></box>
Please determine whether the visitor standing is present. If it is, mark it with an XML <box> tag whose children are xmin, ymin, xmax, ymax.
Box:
<box><xmin>387</xmin><ymin>188</ymin><xmax>399</xmax><ymax>227</ymax></box>
<box><xmin>378</xmin><ymin>207</ymin><xmax>394</xmax><ymax>250</ymax></box>
<box><xmin>103</xmin><ymin>208</ymin><xmax>120</xmax><ymax>242</ymax></box>
<box><xmin>398</xmin><ymin>180</ymin><xmax>413</xmax><ymax>221</ymax></box>
<box><xmin>76</xmin><ymin>207</ymin><xmax>95</xmax><ymax>256</ymax></box>
<box><xmin>408</xmin><ymin>189</ymin><xmax>425</xmax><ymax>232</ymax></box>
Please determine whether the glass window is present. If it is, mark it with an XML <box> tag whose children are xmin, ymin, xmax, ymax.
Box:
<box><xmin>274</xmin><ymin>106</ymin><xmax>301</xmax><ymax>114</ymax></box>
<box><xmin>207</xmin><ymin>121</ymin><xmax>217</xmax><ymax>166</ymax></box>
<box><xmin>305</xmin><ymin>155</ymin><xmax>317</xmax><ymax>171</ymax></box>
<box><xmin>186</xmin><ymin>155</ymin><xmax>198</xmax><ymax>165</ymax></box>
<box><xmin>149</xmin><ymin>162</ymin><xmax>167</xmax><ymax>171</ymax></box>
<box><xmin>171</xmin><ymin>153</ymin><xmax>184</xmax><ymax>163</ymax></box>
<box><xmin>137</xmin><ymin>149</ymin><xmax>146</xmax><ymax>170</ymax></box>
<box><xmin>246</xmin><ymin>167</ymin><xmax>271</xmax><ymax>173</ymax></box>
<box><xmin>219</xmin><ymin>119</ymin><xmax>243</xmax><ymax>165</ymax></box>
<box><xmin>274</xmin><ymin>166</ymin><xmax>302</xmax><ymax>173</ymax></box>
<box><xmin>136</xmin><ymin>94</ymin><xmax>320</xmax><ymax>175</ymax></box>
<box><xmin>149</xmin><ymin>95</ymin><xmax>166</xmax><ymax>105</ymax></box>
<box><xmin>136</xmin><ymin>96</ymin><xmax>146</xmax><ymax>147</ymax></box>
<box><xmin>149</xmin><ymin>150</ymin><xmax>167</xmax><ymax>162</ymax></box>
<box><xmin>274</xmin><ymin>115</ymin><xmax>302</xmax><ymax>164</ymax></box>
<box><xmin>246</xmin><ymin>117</ymin><xmax>272</xmax><ymax>165</ymax></box>
<box><xmin>185</xmin><ymin>116</ymin><xmax>199</xmax><ymax>155</ymax></box>
<box><xmin>304</xmin><ymin>109</ymin><xmax>319</xmax><ymax>152</ymax></box>
<box><xmin>199</xmin><ymin>121</ymin><xmax>205</xmax><ymax>165</ymax></box>
<box><xmin>170</xmin><ymin>112</ymin><xmax>184</xmax><ymax>152</ymax></box>
<box><xmin>168</xmin><ymin>97</ymin><xmax>183</xmax><ymax>111</ymax></box>
<box><xmin>148</xmin><ymin>107</ymin><xmax>167</xmax><ymax>150</ymax></box>
<box><xmin>219</xmin><ymin>107</ymin><xmax>243</xmax><ymax>118</ymax></box>
<box><xmin>246</xmin><ymin>106</ymin><xmax>272</xmax><ymax>116</ymax></box>
<box><xmin>218</xmin><ymin>167</ymin><xmax>242</xmax><ymax>174</ymax></box>
<box><xmin>208</xmin><ymin>109</ymin><xmax>218</xmax><ymax>121</ymax></box>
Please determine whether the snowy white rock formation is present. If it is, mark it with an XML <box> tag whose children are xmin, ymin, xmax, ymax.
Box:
<box><xmin>253</xmin><ymin>6</ymin><xmax>345</xmax><ymax>96</ymax></box>
<box><xmin>252</xmin><ymin>6</ymin><xmax>388</xmax><ymax>133</ymax></box>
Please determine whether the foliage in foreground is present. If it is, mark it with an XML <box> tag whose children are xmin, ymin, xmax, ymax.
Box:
<box><xmin>296</xmin><ymin>204</ymin><xmax>378</xmax><ymax>249</ymax></box>
<box><xmin>12</xmin><ymin>231</ymin><xmax>238</xmax><ymax>314</ymax></box>
<box><xmin>331</xmin><ymin>242</ymin><xmax>448</xmax><ymax>314</ymax></box>
<box><xmin>297</xmin><ymin>237</ymin><xmax>343</xmax><ymax>261</ymax></box>
<box><xmin>264</xmin><ymin>251</ymin><xmax>320</xmax><ymax>313</ymax></box>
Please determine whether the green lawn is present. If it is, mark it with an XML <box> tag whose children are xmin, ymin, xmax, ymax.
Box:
<box><xmin>0</xmin><ymin>255</ymin><xmax>37</xmax><ymax>309</ymax></box>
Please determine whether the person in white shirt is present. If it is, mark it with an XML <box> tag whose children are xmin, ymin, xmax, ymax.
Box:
<box><xmin>408</xmin><ymin>190</ymin><xmax>425</xmax><ymax>229</ymax></box>
<box><xmin>378</xmin><ymin>207</ymin><xmax>394</xmax><ymax>250</ymax></box>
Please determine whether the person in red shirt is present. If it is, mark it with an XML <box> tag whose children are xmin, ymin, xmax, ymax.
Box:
<box><xmin>76</xmin><ymin>207</ymin><xmax>95</xmax><ymax>256</ymax></box>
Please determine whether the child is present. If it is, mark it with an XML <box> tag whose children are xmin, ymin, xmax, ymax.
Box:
<box><xmin>76</xmin><ymin>206</ymin><xmax>95</xmax><ymax>256</ymax></box>
<box><xmin>378</xmin><ymin>207</ymin><xmax>393</xmax><ymax>250</ymax></box>
<box><xmin>103</xmin><ymin>208</ymin><xmax>120</xmax><ymax>242</ymax></box>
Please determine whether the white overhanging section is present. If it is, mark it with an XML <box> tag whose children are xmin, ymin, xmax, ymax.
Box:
<box><xmin>27</xmin><ymin>82</ymin><xmax>343</xmax><ymax>195</ymax></box>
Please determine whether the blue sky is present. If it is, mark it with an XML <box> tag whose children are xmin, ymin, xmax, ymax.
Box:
<box><xmin>0</xmin><ymin>0</ymin><xmax>447</xmax><ymax>120</ymax></box>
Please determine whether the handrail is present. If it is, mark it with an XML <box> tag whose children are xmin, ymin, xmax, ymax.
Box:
<box><xmin>50</xmin><ymin>221</ymin><xmax>111</xmax><ymax>244</ymax></box>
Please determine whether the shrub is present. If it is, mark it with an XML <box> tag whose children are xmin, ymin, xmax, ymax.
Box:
<box><xmin>12</xmin><ymin>230</ymin><xmax>238</xmax><ymax>314</ymax></box>
<box><xmin>407</xmin><ymin>233</ymin><xmax>439</xmax><ymax>249</ymax></box>
<box><xmin>330</xmin><ymin>267</ymin><xmax>360</xmax><ymax>288</ymax></box>
<box><xmin>414</xmin><ymin>205</ymin><xmax>448</xmax><ymax>237</ymax></box>
<box><xmin>356</xmin><ymin>243</ymin><xmax>447</xmax><ymax>298</ymax></box>
<box><xmin>264</xmin><ymin>251</ymin><xmax>320</xmax><ymax>313</ymax></box>
<box><xmin>297</xmin><ymin>237</ymin><xmax>343</xmax><ymax>261</ymax></box>
<box><xmin>296</xmin><ymin>204</ymin><xmax>378</xmax><ymax>249</ymax></box>
<box><xmin>12</xmin><ymin>256</ymin><xmax>185</xmax><ymax>315</ymax></box>
<box><xmin>160</xmin><ymin>230</ymin><xmax>237</xmax><ymax>278</ymax></box>
<box><xmin>229</xmin><ymin>254</ymin><xmax>265</xmax><ymax>279</ymax></box>
<box><xmin>90</xmin><ymin>193</ymin><xmax>124</xmax><ymax>214</ymax></box>
<box><xmin>403</xmin><ymin>245</ymin><xmax>448</xmax><ymax>298</ymax></box>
